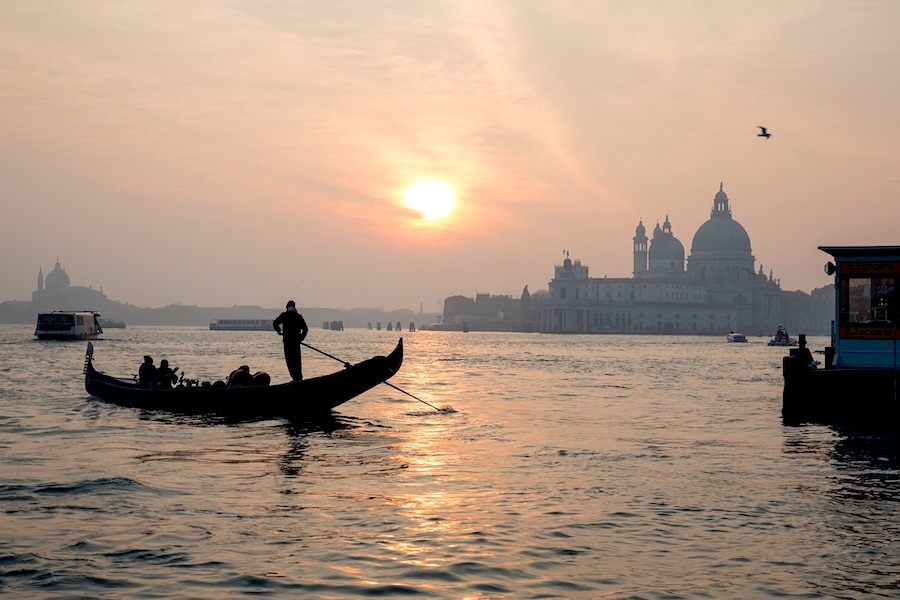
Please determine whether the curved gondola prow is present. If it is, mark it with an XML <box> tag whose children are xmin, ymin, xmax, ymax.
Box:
<box><xmin>84</xmin><ymin>341</ymin><xmax>94</xmax><ymax>376</ymax></box>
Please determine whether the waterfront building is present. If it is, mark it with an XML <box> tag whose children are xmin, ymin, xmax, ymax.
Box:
<box><xmin>431</xmin><ymin>287</ymin><xmax>540</xmax><ymax>332</ymax></box>
<box><xmin>542</xmin><ymin>184</ymin><xmax>786</xmax><ymax>335</ymax></box>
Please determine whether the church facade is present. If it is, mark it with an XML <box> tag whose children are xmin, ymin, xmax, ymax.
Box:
<box><xmin>541</xmin><ymin>184</ymin><xmax>782</xmax><ymax>335</ymax></box>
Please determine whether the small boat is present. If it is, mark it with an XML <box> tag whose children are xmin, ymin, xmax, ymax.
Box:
<box><xmin>99</xmin><ymin>318</ymin><xmax>126</xmax><ymax>329</ymax></box>
<box><xmin>35</xmin><ymin>311</ymin><xmax>103</xmax><ymax>340</ymax></box>
<box><xmin>767</xmin><ymin>324</ymin><xmax>796</xmax><ymax>346</ymax></box>
<box><xmin>782</xmin><ymin>246</ymin><xmax>900</xmax><ymax>427</ymax></box>
<box><xmin>726</xmin><ymin>331</ymin><xmax>747</xmax><ymax>342</ymax></box>
<box><xmin>209</xmin><ymin>318</ymin><xmax>272</xmax><ymax>331</ymax></box>
<box><xmin>84</xmin><ymin>339</ymin><xmax>404</xmax><ymax>420</ymax></box>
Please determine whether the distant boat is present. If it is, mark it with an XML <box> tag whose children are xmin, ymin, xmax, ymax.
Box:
<box><xmin>767</xmin><ymin>324</ymin><xmax>796</xmax><ymax>346</ymax></box>
<box><xmin>35</xmin><ymin>310</ymin><xmax>103</xmax><ymax>340</ymax></box>
<box><xmin>726</xmin><ymin>331</ymin><xmax>747</xmax><ymax>343</ymax></box>
<box><xmin>209</xmin><ymin>319</ymin><xmax>272</xmax><ymax>331</ymax></box>
<box><xmin>99</xmin><ymin>318</ymin><xmax>126</xmax><ymax>329</ymax></box>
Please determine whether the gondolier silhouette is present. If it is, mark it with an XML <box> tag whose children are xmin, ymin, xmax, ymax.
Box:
<box><xmin>273</xmin><ymin>300</ymin><xmax>309</xmax><ymax>381</ymax></box>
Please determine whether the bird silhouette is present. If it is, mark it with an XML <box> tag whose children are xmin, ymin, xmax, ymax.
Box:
<box><xmin>757</xmin><ymin>126</ymin><xmax>771</xmax><ymax>140</ymax></box>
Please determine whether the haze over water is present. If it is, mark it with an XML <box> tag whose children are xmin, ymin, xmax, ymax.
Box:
<box><xmin>1</xmin><ymin>325</ymin><xmax>898</xmax><ymax>598</ymax></box>
<box><xmin>4</xmin><ymin>2</ymin><xmax>900</xmax><ymax>311</ymax></box>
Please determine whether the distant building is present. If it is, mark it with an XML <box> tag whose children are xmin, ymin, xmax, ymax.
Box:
<box><xmin>778</xmin><ymin>284</ymin><xmax>835</xmax><ymax>338</ymax></box>
<box><xmin>32</xmin><ymin>258</ymin><xmax>107</xmax><ymax>311</ymax></box>
<box><xmin>436</xmin><ymin>287</ymin><xmax>539</xmax><ymax>332</ymax></box>
<box><xmin>541</xmin><ymin>183</ymin><xmax>826</xmax><ymax>335</ymax></box>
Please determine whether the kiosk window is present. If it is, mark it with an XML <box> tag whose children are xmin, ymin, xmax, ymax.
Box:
<box><xmin>842</xmin><ymin>277</ymin><xmax>895</xmax><ymax>323</ymax></box>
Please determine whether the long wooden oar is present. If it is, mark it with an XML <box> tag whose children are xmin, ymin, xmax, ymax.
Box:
<box><xmin>301</xmin><ymin>341</ymin><xmax>446</xmax><ymax>412</ymax></box>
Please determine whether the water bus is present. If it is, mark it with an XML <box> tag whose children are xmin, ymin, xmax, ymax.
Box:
<box><xmin>34</xmin><ymin>311</ymin><xmax>103</xmax><ymax>340</ymax></box>
<box><xmin>209</xmin><ymin>318</ymin><xmax>272</xmax><ymax>331</ymax></box>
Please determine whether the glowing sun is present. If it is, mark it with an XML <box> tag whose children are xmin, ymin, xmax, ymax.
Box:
<box><xmin>402</xmin><ymin>179</ymin><xmax>456</xmax><ymax>221</ymax></box>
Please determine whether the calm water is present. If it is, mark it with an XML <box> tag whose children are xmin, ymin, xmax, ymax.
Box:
<box><xmin>1</xmin><ymin>324</ymin><xmax>898</xmax><ymax>598</ymax></box>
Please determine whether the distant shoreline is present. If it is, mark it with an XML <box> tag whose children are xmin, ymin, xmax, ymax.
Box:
<box><xmin>0</xmin><ymin>299</ymin><xmax>440</xmax><ymax>329</ymax></box>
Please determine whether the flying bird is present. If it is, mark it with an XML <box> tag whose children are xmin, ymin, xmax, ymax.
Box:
<box><xmin>757</xmin><ymin>126</ymin><xmax>771</xmax><ymax>140</ymax></box>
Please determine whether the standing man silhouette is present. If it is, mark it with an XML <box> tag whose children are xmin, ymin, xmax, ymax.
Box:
<box><xmin>273</xmin><ymin>300</ymin><xmax>309</xmax><ymax>381</ymax></box>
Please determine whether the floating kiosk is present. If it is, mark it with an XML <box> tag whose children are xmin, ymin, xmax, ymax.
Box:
<box><xmin>782</xmin><ymin>246</ymin><xmax>899</xmax><ymax>427</ymax></box>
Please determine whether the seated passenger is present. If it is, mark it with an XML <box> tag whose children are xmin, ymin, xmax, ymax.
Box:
<box><xmin>225</xmin><ymin>366</ymin><xmax>271</xmax><ymax>387</ymax></box>
<box><xmin>156</xmin><ymin>359</ymin><xmax>178</xmax><ymax>389</ymax></box>
<box><xmin>138</xmin><ymin>356</ymin><xmax>157</xmax><ymax>389</ymax></box>
<box><xmin>226</xmin><ymin>365</ymin><xmax>253</xmax><ymax>388</ymax></box>
<box><xmin>250</xmin><ymin>371</ymin><xmax>271</xmax><ymax>386</ymax></box>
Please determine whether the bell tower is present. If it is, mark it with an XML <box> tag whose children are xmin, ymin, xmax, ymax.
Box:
<box><xmin>633</xmin><ymin>220</ymin><xmax>648</xmax><ymax>275</ymax></box>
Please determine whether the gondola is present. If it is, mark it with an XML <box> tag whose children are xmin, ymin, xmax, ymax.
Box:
<box><xmin>83</xmin><ymin>339</ymin><xmax>403</xmax><ymax>420</ymax></box>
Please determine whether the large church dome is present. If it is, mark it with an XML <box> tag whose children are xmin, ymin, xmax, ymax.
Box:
<box><xmin>44</xmin><ymin>259</ymin><xmax>70</xmax><ymax>290</ymax></box>
<box><xmin>690</xmin><ymin>183</ymin><xmax>751</xmax><ymax>253</ymax></box>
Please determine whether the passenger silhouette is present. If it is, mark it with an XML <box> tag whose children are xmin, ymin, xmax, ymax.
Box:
<box><xmin>138</xmin><ymin>356</ymin><xmax>157</xmax><ymax>389</ymax></box>
<box><xmin>156</xmin><ymin>359</ymin><xmax>178</xmax><ymax>389</ymax></box>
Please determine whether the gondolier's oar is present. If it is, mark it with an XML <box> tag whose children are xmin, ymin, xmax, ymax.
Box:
<box><xmin>301</xmin><ymin>342</ymin><xmax>353</xmax><ymax>369</ymax></box>
<box><xmin>382</xmin><ymin>380</ymin><xmax>445</xmax><ymax>412</ymax></box>
<box><xmin>301</xmin><ymin>341</ymin><xmax>448</xmax><ymax>412</ymax></box>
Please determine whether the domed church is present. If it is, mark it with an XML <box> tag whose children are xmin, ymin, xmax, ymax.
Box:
<box><xmin>543</xmin><ymin>183</ymin><xmax>782</xmax><ymax>334</ymax></box>
<box><xmin>32</xmin><ymin>258</ymin><xmax>107</xmax><ymax>311</ymax></box>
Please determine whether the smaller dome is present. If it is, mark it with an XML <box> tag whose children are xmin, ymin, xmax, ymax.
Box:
<box><xmin>649</xmin><ymin>234</ymin><xmax>685</xmax><ymax>262</ymax></box>
<box><xmin>648</xmin><ymin>215</ymin><xmax>685</xmax><ymax>270</ymax></box>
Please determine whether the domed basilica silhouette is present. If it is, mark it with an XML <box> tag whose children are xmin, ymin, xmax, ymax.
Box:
<box><xmin>542</xmin><ymin>183</ymin><xmax>790</xmax><ymax>334</ymax></box>
<box><xmin>32</xmin><ymin>258</ymin><xmax>107</xmax><ymax>311</ymax></box>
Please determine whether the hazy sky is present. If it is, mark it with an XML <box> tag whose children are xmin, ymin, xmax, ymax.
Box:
<box><xmin>2</xmin><ymin>1</ymin><xmax>899</xmax><ymax>311</ymax></box>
